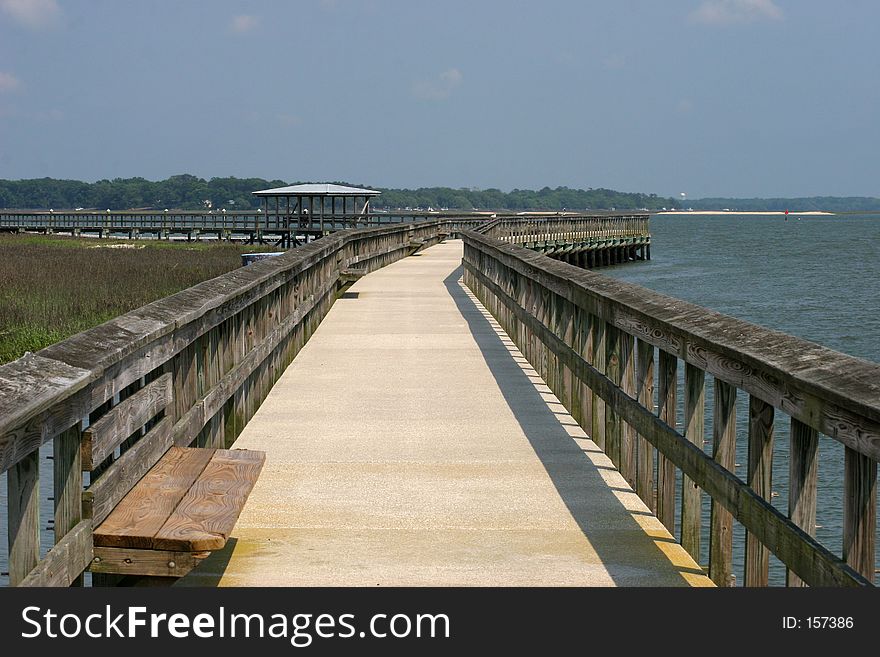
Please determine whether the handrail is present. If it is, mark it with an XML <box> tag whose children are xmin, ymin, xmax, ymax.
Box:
<box><xmin>461</xmin><ymin>229</ymin><xmax>877</xmax><ymax>587</ymax></box>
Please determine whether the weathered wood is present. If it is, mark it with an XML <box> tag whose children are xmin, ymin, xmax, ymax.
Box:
<box><xmin>843</xmin><ymin>447</ymin><xmax>876</xmax><ymax>583</ymax></box>
<box><xmin>90</xmin><ymin>546</ymin><xmax>211</xmax><ymax>578</ymax></box>
<box><xmin>83</xmin><ymin>416</ymin><xmax>173</xmax><ymax>526</ymax></box>
<box><xmin>682</xmin><ymin>363</ymin><xmax>705</xmax><ymax>563</ymax></box>
<box><xmin>744</xmin><ymin>395</ymin><xmax>774</xmax><ymax>587</ymax></box>
<box><xmin>81</xmin><ymin>373</ymin><xmax>172</xmax><ymax>471</ymax></box>
<box><xmin>709</xmin><ymin>379</ymin><xmax>736</xmax><ymax>586</ymax></box>
<box><xmin>636</xmin><ymin>339</ymin><xmax>655</xmax><ymax>508</ymax></box>
<box><xmin>787</xmin><ymin>418</ymin><xmax>819</xmax><ymax>587</ymax></box>
<box><xmin>656</xmin><ymin>350</ymin><xmax>677</xmax><ymax>533</ymax></box>
<box><xmin>605</xmin><ymin>324</ymin><xmax>622</xmax><ymax>468</ymax></box>
<box><xmin>153</xmin><ymin>449</ymin><xmax>266</xmax><ymax>551</ymax></box>
<box><xmin>18</xmin><ymin>520</ymin><xmax>92</xmax><ymax>587</ymax></box>
<box><xmin>464</xmin><ymin>261</ymin><xmax>869</xmax><ymax>586</ymax></box>
<box><xmin>0</xmin><ymin>354</ymin><xmax>93</xmax><ymax>475</ymax></box>
<box><xmin>94</xmin><ymin>446</ymin><xmax>215</xmax><ymax>549</ymax></box>
<box><xmin>591</xmin><ymin>318</ymin><xmax>606</xmax><ymax>451</ymax></box>
<box><xmin>619</xmin><ymin>332</ymin><xmax>637</xmax><ymax>489</ymax></box>
<box><xmin>7</xmin><ymin>450</ymin><xmax>40</xmax><ymax>586</ymax></box>
<box><xmin>54</xmin><ymin>423</ymin><xmax>83</xmax><ymax>585</ymax></box>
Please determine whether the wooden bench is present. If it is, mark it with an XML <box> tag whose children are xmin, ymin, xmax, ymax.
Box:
<box><xmin>91</xmin><ymin>446</ymin><xmax>265</xmax><ymax>579</ymax></box>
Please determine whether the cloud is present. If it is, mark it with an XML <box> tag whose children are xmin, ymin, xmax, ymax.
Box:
<box><xmin>0</xmin><ymin>71</ymin><xmax>21</xmax><ymax>93</ymax></box>
<box><xmin>0</xmin><ymin>0</ymin><xmax>61</xmax><ymax>29</ymax></box>
<box><xmin>230</xmin><ymin>14</ymin><xmax>259</xmax><ymax>33</ymax></box>
<box><xmin>689</xmin><ymin>0</ymin><xmax>782</xmax><ymax>25</ymax></box>
<box><xmin>412</xmin><ymin>68</ymin><xmax>463</xmax><ymax>101</ymax></box>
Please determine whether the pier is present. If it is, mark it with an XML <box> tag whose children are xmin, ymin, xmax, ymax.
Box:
<box><xmin>0</xmin><ymin>214</ymin><xmax>877</xmax><ymax>587</ymax></box>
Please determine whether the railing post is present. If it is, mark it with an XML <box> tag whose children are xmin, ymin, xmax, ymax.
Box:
<box><xmin>591</xmin><ymin>319</ymin><xmax>607</xmax><ymax>452</ymax></box>
<box><xmin>656</xmin><ymin>350</ymin><xmax>677</xmax><ymax>533</ymax></box>
<box><xmin>7</xmin><ymin>452</ymin><xmax>40</xmax><ymax>586</ymax></box>
<box><xmin>636</xmin><ymin>340</ymin><xmax>657</xmax><ymax>511</ymax></box>
<box><xmin>636</xmin><ymin>339</ymin><xmax>655</xmax><ymax>510</ymax></box>
<box><xmin>682</xmin><ymin>363</ymin><xmax>705</xmax><ymax>563</ymax></box>
<box><xmin>787</xmin><ymin>418</ymin><xmax>818</xmax><ymax>587</ymax></box>
<box><xmin>843</xmin><ymin>447</ymin><xmax>876</xmax><ymax>583</ymax></box>
<box><xmin>55</xmin><ymin>424</ymin><xmax>84</xmax><ymax>586</ymax></box>
<box><xmin>605</xmin><ymin>324</ymin><xmax>622</xmax><ymax>467</ymax></box>
<box><xmin>709</xmin><ymin>380</ymin><xmax>736</xmax><ymax>586</ymax></box>
<box><xmin>619</xmin><ymin>332</ymin><xmax>636</xmax><ymax>488</ymax></box>
<box><xmin>744</xmin><ymin>395</ymin><xmax>774</xmax><ymax>586</ymax></box>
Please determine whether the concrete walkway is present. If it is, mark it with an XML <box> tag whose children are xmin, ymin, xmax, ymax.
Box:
<box><xmin>182</xmin><ymin>240</ymin><xmax>711</xmax><ymax>586</ymax></box>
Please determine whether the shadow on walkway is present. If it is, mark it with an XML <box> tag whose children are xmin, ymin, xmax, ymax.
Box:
<box><xmin>443</xmin><ymin>264</ymin><xmax>704</xmax><ymax>586</ymax></box>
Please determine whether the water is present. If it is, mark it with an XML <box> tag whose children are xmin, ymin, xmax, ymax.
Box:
<box><xmin>605</xmin><ymin>212</ymin><xmax>880</xmax><ymax>584</ymax></box>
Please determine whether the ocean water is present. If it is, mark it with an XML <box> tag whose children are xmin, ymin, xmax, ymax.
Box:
<box><xmin>604</xmin><ymin>212</ymin><xmax>880</xmax><ymax>584</ymax></box>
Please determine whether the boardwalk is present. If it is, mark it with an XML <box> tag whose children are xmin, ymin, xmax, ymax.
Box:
<box><xmin>182</xmin><ymin>240</ymin><xmax>710</xmax><ymax>586</ymax></box>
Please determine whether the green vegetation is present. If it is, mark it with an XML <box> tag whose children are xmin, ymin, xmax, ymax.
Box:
<box><xmin>0</xmin><ymin>175</ymin><xmax>678</xmax><ymax>212</ymax></box>
<box><xmin>0</xmin><ymin>235</ymin><xmax>264</xmax><ymax>364</ymax></box>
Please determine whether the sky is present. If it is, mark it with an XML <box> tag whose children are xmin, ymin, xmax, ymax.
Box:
<box><xmin>0</xmin><ymin>0</ymin><xmax>878</xmax><ymax>198</ymax></box>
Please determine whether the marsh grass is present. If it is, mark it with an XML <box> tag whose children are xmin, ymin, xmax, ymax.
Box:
<box><xmin>0</xmin><ymin>234</ymin><xmax>269</xmax><ymax>363</ymax></box>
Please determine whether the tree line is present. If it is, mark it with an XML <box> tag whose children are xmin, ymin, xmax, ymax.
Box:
<box><xmin>0</xmin><ymin>175</ymin><xmax>678</xmax><ymax>212</ymax></box>
<box><xmin>4</xmin><ymin>176</ymin><xmax>875</xmax><ymax>212</ymax></box>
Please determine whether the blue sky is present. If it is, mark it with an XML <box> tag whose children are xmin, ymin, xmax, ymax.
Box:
<box><xmin>0</xmin><ymin>0</ymin><xmax>877</xmax><ymax>198</ymax></box>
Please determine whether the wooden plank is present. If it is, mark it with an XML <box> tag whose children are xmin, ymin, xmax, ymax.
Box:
<box><xmin>656</xmin><ymin>350</ymin><xmax>677</xmax><ymax>533</ymax></box>
<box><xmin>591</xmin><ymin>318</ymin><xmax>606</xmax><ymax>451</ymax></box>
<box><xmin>843</xmin><ymin>447</ymin><xmax>876</xmax><ymax>583</ymax></box>
<box><xmin>787</xmin><ymin>418</ymin><xmax>819</xmax><ymax>587</ymax></box>
<box><xmin>7</xmin><ymin>450</ymin><xmax>40</xmax><ymax>586</ymax></box>
<box><xmin>94</xmin><ymin>446</ymin><xmax>215</xmax><ymax>549</ymax></box>
<box><xmin>18</xmin><ymin>520</ymin><xmax>93</xmax><ymax>587</ymax></box>
<box><xmin>84</xmin><ymin>416</ymin><xmax>173</xmax><ymax>526</ymax></box>
<box><xmin>153</xmin><ymin>449</ymin><xmax>265</xmax><ymax>551</ymax></box>
<box><xmin>619</xmin><ymin>332</ymin><xmax>637</xmax><ymax>489</ymax></box>
<box><xmin>462</xmin><ymin>234</ymin><xmax>880</xmax><ymax>462</ymax></box>
<box><xmin>0</xmin><ymin>354</ymin><xmax>93</xmax><ymax>475</ymax></box>
<box><xmin>709</xmin><ymin>379</ymin><xmax>736</xmax><ymax>586</ymax></box>
<box><xmin>636</xmin><ymin>340</ymin><xmax>655</xmax><ymax>509</ymax></box>
<box><xmin>744</xmin><ymin>395</ymin><xmax>775</xmax><ymax>587</ymax></box>
<box><xmin>605</xmin><ymin>325</ymin><xmax>622</xmax><ymax>467</ymax></box>
<box><xmin>463</xmin><ymin>261</ymin><xmax>868</xmax><ymax>586</ymax></box>
<box><xmin>54</xmin><ymin>423</ymin><xmax>83</xmax><ymax>585</ymax></box>
<box><xmin>682</xmin><ymin>363</ymin><xmax>705</xmax><ymax>563</ymax></box>
<box><xmin>81</xmin><ymin>373</ymin><xmax>172</xmax><ymax>471</ymax></box>
<box><xmin>91</xmin><ymin>546</ymin><xmax>210</xmax><ymax>578</ymax></box>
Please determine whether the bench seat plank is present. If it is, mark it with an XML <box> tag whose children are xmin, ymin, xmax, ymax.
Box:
<box><xmin>153</xmin><ymin>449</ymin><xmax>266</xmax><ymax>551</ymax></box>
<box><xmin>93</xmin><ymin>446</ymin><xmax>215</xmax><ymax>548</ymax></box>
<box><xmin>93</xmin><ymin>447</ymin><xmax>264</xmax><ymax>552</ymax></box>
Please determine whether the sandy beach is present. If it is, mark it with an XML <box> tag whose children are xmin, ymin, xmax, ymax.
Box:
<box><xmin>656</xmin><ymin>210</ymin><xmax>834</xmax><ymax>216</ymax></box>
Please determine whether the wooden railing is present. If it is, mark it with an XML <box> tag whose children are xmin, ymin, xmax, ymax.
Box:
<box><xmin>487</xmin><ymin>214</ymin><xmax>649</xmax><ymax>245</ymax></box>
<box><xmin>462</xmin><ymin>230</ymin><xmax>877</xmax><ymax>587</ymax></box>
<box><xmin>0</xmin><ymin>210</ymin><xmax>647</xmax><ymax>240</ymax></box>
<box><xmin>0</xmin><ymin>220</ymin><xmax>448</xmax><ymax>586</ymax></box>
